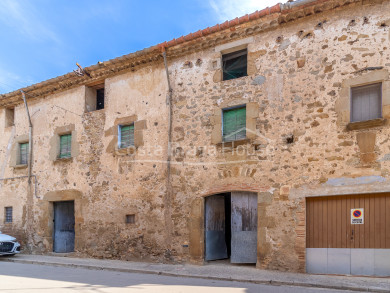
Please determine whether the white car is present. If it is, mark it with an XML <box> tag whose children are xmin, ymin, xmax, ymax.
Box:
<box><xmin>0</xmin><ymin>231</ymin><xmax>21</xmax><ymax>256</ymax></box>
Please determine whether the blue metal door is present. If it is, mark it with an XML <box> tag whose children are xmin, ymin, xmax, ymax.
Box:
<box><xmin>231</xmin><ymin>192</ymin><xmax>257</xmax><ymax>263</ymax></box>
<box><xmin>53</xmin><ymin>201</ymin><xmax>75</xmax><ymax>253</ymax></box>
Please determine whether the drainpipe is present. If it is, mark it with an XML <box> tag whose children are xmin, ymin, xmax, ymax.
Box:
<box><xmin>20</xmin><ymin>90</ymin><xmax>35</xmax><ymax>253</ymax></box>
<box><xmin>21</xmin><ymin>90</ymin><xmax>33</xmax><ymax>184</ymax></box>
<box><xmin>162</xmin><ymin>46</ymin><xmax>173</xmax><ymax>253</ymax></box>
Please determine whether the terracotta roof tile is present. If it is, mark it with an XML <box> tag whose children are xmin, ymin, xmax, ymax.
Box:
<box><xmin>0</xmin><ymin>0</ymin><xmax>361</xmax><ymax>100</ymax></box>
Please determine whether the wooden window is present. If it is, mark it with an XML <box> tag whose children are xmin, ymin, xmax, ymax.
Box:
<box><xmin>19</xmin><ymin>142</ymin><xmax>28</xmax><ymax>165</ymax></box>
<box><xmin>351</xmin><ymin>83</ymin><xmax>382</xmax><ymax>122</ymax></box>
<box><xmin>126</xmin><ymin>214</ymin><xmax>135</xmax><ymax>224</ymax></box>
<box><xmin>59</xmin><ymin>134</ymin><xmax>72</xmax><ymax>158</ymax></box>
<box><xmin>5</xmin><ymin>207</ymin><xmax>12</xmax><ymax>223</ymax></box>
<box><xmin>223</xmin><ymin>106</ymin><xmax>246</xmax><ymax>142</ymax></box>
<box><xmin>119</xmin><ymin>125</ymin><xmax>134</xmax><ymax>148</ymax></box>
<box><xmin>222</xmin><ymin>49</ymin><xmax>247</xmax><ymax>81</ymax></box>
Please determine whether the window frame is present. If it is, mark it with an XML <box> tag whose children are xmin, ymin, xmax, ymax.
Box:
<box><xmin>19</xmin><ymin>142</ymin><xmax>29</xmax><ymax>165</ymax></box>
<box><xmin>5</xmin><ymin>206</ymin><xmax>12</xmax><ymax>223</ymax></box>
<box><xmin>118</xmin><ymin>124</ymin><xmax>135</xmax><ymax>149</ymax></box>
<box><xmin>222</xmin><ymin>105</ymin><xmax>247</xmax><ymax>142</ymax></box>
<box><xmin>59</xmin><ymin>133</ymin><xmax>72</xmax><ymax>159</ymax></box>
<box><xmin>350</xmin><ymin>82</ymin><xmax>382</xmax><ymax>123</ymax></box>
<box><xmin>222</xmin><ymin>48</ymin><xmax>248</xmax><ymax>81</ymax></box>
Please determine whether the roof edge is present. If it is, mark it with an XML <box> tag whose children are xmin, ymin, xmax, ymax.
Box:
<box><xmin>0</xmin><ymin>0</ymin><xmax>369</xmax><ymax>105</ymax></box>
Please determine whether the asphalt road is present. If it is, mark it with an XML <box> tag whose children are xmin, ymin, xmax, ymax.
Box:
<box><xmin>0</xmin><ymin>262</ymin><xmax>364</xmax><ymax>293</ymax></box>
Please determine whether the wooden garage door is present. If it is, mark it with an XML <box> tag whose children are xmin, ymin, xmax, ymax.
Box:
<box><xmin>306</xmin><ymin>193</ymin><xmax>390</xmax><ymax>249</ymax></box>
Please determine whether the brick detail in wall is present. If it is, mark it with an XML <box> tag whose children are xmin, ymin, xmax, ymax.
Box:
<box><xmin>202</xmin><ymin>183</ymin><xmax>270</xmax><ymax>197</ymax></box>
<box><xmin>295</xmin><ymin>199</ymin><xmax>306</xmax><ymax>273</ymax></box>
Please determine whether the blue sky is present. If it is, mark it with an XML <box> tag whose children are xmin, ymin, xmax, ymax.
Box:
<box><xmin>0</xmin><ymin>0</ymin><xmax>280</xmax><ymax>94</ymax></box>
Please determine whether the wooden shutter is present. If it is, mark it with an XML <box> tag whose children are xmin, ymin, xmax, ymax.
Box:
<box><xmin>19</xmin><ymin>142</ymin><xmax>28</xmax><ymax>165</ymax></box>
<box><xmin>120</xmin><ymin>125</ymin><xmax>135</xmax><ymax>148</ymax></box>
<box><xmin>59</xmin><ymin>134</ymin><xmax>72</xmax><ymax>158</ymax></box>
<box><xmin>223</xmin><ymin>107</ymin><xmax>246</xmax><ymax>142</ymax></box>
<box><xmin>351</xmin><ymin>83</ymin><xmax>382</xmax><ymax>122</ymax></box>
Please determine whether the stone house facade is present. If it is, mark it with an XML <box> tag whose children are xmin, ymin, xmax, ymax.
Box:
<box><xmin>0</xmin><ymin>0</ymin><xmax>390</xmax><ymax>276</ymax></box>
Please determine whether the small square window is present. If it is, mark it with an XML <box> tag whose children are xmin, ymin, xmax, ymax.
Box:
<box><xmin>351</xmin><ymin>83</ymin><xmax>382</xmax><ymax>122</ymax></box>
<box><xmin>126</xmin><ymin>214</ymin><xmax>135</xmax><ymax>224</ymax></box>
<box><xmin>222</xmin><ymin>49</ymin><xmax>247</xmax><ymax>81</ymax></box>
<box><xmin>59</xmin><ymin>134</ymin><xmax>72</xmax><ymax>158</ymax></box>
<box><xmin>119</xmin><ymin>124</ymin><xmax>135</xmax><ymax>149</ymax></box>
<box><xmin>5</xmin><ymin>207</ymin><xmax>12</xmax><ymax>223</ymax></box>
<box><xmin>223</xmin><ymin>106</ymin><xmax>246</xmax><ymax>142</ymax></box>
<box><xmin>19</xmin><ymin>142</ymin><xmax>29</xmax><ymax>165</ymax></box>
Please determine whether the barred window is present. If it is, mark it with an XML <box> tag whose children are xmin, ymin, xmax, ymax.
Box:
<box><xmin>5</xmin><ymin>207</ymin><xmax>12</xmax><ymax>223</ymax></box>
<box><xmin>19</xmin><ymin>142</ymin><xmax>29</xmax><ymax>165</ymax></box>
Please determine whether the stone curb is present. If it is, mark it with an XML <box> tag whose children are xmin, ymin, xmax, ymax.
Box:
<box><xmin>1</xmin><ymin>257</ymin><xmax>388</xmax><ymax>292</ymax></box>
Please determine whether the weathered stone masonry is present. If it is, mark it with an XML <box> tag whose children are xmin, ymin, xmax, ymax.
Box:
<box><xmin>0</xmin><ymin>0</ymin><xmax>389</xmax><ymax>273</ymax></box>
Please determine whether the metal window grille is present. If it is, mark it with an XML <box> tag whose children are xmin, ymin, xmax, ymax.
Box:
<box><xmin>19</xmin><ymin>142</ymin><xmax>29</xmax><ymax>165</ymax></box>
<box><xmin>119</xmin><ymin>125</ymin><xmax>135</xmax><ymax>148</ymax></box>
<box><xmin>59</xmin><ymin>134</ymin><xmax>72</xmax><ymax>158</ymax></box>
<box><xmin>222</xmin><ymin>49</ymin><xmax>248</xmax><ymax>81</ymax></box>
<box><xmin>126</xmin><ymin>214</ymin><xmax>135</xmax><ymax>224</ymax></box>
<box><xmin>223</xmin><ymin>106</ymin><xmax>246</xmax><ymax>142</ymax></box>
<box><xmin>351</xmin><ymin>83</ymin><xmax>382</xmax><ymax>122</ymax></box>
<box><xmin>5</xmin><ymin>207</ymin><xmax>12</xmax><ymax>223</ymax></box>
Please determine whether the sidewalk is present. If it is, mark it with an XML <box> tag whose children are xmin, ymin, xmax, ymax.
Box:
<box><xmin>1</xmin><ymin>254</ymin><xmax>389</xmax><ymax>292</ymax></box>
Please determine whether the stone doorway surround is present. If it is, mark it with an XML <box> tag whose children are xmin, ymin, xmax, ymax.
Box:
<box><xmin>189</xmin><ymin>183</ymin><xmax>267</xmax><ymax>267</ymax></box>
<box><xmin>41</xmin><ymin>189</ymin><xmax>83</xmax><ymax>253</ymax></box>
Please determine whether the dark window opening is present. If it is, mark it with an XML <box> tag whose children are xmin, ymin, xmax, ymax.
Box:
<box><xmin>5</xmin><ymin>207</ymin><xmax>12</xmax><ymax>223</ymax></box>
<box><xmin>126</xmin><ymin>214</ymin><xmax>135</xmax><ymax>224</ymax></box>
<box><xmin>96</xmin><ymin>88</ymin><xmax>105</xmax><ymax>110</ymax></box>
<box><xmin>222</xmin><ymin>49</ymin><xmax>247</xmax><ymax>81</ymax></box>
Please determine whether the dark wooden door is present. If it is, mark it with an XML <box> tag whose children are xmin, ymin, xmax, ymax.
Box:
<box><xmin>231</xmin><ymin>192</ymin><xmax>257</xmax><ymax>263</ymax></box>
<box><xmin>205</xmin><ymin>195</ymin><xmax>228</xmax><ymax>261</ymax></box>
<box><xmin>54</xmin><ymin>201</ymin><xmax>75</xmax><ymax>253</ymax></box>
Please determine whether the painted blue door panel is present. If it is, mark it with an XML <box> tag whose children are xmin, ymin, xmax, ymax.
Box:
<box><xmin>54</xmin><ymin>201</ymin><xmax>75</xmax><ymax>253</ymax></box>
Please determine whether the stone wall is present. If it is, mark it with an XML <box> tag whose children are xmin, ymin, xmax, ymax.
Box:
<box><xmin>0</xmin><ymin>0</ymin><xmax>389</xmax><ymax>272</ymax></box>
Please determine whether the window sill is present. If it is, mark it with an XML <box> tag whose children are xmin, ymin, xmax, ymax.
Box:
<box><xmin>115</xmin><ymin>146</ymin><xmax>136</xmax><ymax>156</ymax></box>
<box><xmin>217</xmin><ymin>138</ymin><xmax>250</xmax><ymax>147</ymax></box>
<box><xmin>13</xmin><ymin>164</ymin><xmax>28</xmax><ymax>169</ymax></box>
<box><xmin>346</xmin><ymin>118</ymin><xmax>386</xmax><ymax>130</ymax></box>
<box><xmin>54</xmin><ymin>157</ymin><xmax>73</xmax><ymax>163</ymax></box>
<box><xmin>84</xmin><ymin>108</ymin><xmax>106</xmax><ymax>115</ymax></box>
<box><xmin>221</xmin><ymin>74</ymin><xmax>248</xmax><ymax>83</ymax></box>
